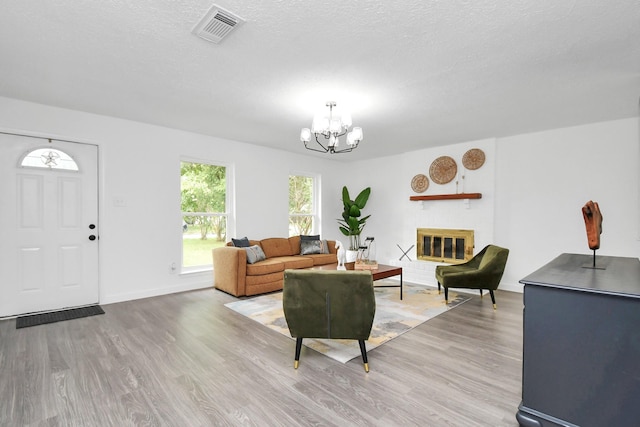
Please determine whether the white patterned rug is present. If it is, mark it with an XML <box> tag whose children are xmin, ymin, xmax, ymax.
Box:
<box><xmin>225</xmin><ymin>281</ymin><xmax>470</xmax><ymax>363</ymax></box>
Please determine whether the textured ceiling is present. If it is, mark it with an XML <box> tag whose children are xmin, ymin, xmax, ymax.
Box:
<box><xmin>1</xmin><ymin>1</ymin><xmax>639</xmax><ymax>160</ymax></box>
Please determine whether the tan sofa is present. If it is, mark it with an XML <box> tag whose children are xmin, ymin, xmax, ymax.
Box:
<box><xmin>213</xmin><ymin>236</ymin><xmax>338</xmax><ymax>297</ymax></box>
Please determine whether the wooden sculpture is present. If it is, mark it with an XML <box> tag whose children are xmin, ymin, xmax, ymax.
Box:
<box><xmin>582</xmin><ymin>200</ymin><xmax>603</xmax><ymax>250</ymax></box>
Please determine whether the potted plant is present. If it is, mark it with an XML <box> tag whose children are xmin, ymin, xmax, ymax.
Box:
<box><xmin>337</xmin><ymin>186</ymin><xmax>371</xmax><ymax>261</ymax></box>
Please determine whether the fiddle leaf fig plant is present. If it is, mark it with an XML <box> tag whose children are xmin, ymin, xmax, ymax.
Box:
<box><xmin>337</xmin><ymin>186</ymin><xmax>371</xmax><ymax>250</ymax></box>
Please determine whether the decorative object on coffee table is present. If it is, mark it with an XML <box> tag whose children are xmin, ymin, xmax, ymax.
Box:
<box><xmin>429</xmin><ymin>156</ymin><xmax>457</xmax><ymax>184</ymax></box>
<box><xmin>355</xmin><ymin>236</ymin><xmax>377</xmax><ymax>270</ymax></box>
<box><xmin>411</xmin><ymin>174</ymin><xmax>429</xmax><ymax>193</ymax></box>
<box><xmin>462</xmin><ymin>148</ymin><xmax>486</xmax><ymax>170</ymax></box>
<box><xmin>335</xmin><ymin>240</ymin><xmax>346</xmax><ymax>268</ymax></box>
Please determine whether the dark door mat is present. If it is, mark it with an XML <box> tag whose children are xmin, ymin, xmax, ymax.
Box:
<box><xmin>16</xmin><ymin>305</ymin><xmax>105</xmax><ymax>329</ymax></box>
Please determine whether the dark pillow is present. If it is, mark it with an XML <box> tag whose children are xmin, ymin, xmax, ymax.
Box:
<box><xmin>300</xmin><ymin>234</ymin><xmax>320</xmax><ymax>241</ymax></box>
<box><xmin>232</xmin><ymin>237</ymin><xmax>250</xmax><ymax>247</ymax></box>
<box><xmin>244</xmin><ymin>245</ymin><xmax>266</xmax><ymax>264</ymax></box>
<box><xmin>300</xmin><ymin>239</ymin><xmax>322</xmax><ymax>255</ymax></box>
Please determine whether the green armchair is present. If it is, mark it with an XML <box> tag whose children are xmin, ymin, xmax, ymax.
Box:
<box><xmin>283</xmin><ymin>269</ymin><xmax>376</xmax><ymax>372</ymax></box>
<box><xmin>435</xmin><ymin>244</ymin><xmax>509</xmax><ymax>309</ymax></box>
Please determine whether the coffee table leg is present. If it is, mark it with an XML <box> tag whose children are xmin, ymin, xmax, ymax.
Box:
<box><xmin>400</xmin><ymin>271</ymin><xmax>403</xmax><ymax>300</ymax></box>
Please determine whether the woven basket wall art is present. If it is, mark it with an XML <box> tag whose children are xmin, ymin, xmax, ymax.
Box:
<box><xmin>411</xmin><ymin>174</ymin><xmax>429</xmax><ymax>193</ymax></box>
<box><xmin>429</xmin><ymin>156</ymin><xmax>457</xmax><ymax>184</ymax></box>
<box><xmin>462</xmin><ymin>148</ymin><xmax>485</xmax><ymax>170</ymax></box>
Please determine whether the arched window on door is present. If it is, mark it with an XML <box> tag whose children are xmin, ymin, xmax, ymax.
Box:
<box><xmin>19</xmin><ymin>147</ymin><xmax>79</xmax><ymax>171</ymax></box>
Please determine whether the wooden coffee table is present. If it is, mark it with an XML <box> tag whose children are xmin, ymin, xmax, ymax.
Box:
<box><xmin>309</xmin><ymin>262</ymin><xmax>403</xmax><ymax>300</ymax></box>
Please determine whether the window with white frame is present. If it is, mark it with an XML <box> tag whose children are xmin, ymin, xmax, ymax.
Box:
<box><xmin>289</xmin><ymin>174</ymin><xmax>318</xmax><ymax>237</ymax></box>
<box><xmin>181</xmin><ymin>160</ymin><xmax>230</xmax><ymax>270</ymax></box>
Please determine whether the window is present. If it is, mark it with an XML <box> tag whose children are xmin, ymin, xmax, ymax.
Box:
<box><xmin>181</xmin><ymin>161</ymin><xmax>229</xmax><ymax>270</ymax></box>
<box><xmin>20</xmin><ymin>148</ymin><xmax>79</xmax><ymax>171</ymax></box>
<box><xmin>289</xmin><ymin>174</ymin><xmax>318</xmax><ymax>237</ymax></box>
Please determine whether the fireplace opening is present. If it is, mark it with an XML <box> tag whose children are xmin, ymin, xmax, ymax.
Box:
<box><xmin>417</xmin><ymin>228</ymin><xmax>474</xmax><ymax>263</ymax></box>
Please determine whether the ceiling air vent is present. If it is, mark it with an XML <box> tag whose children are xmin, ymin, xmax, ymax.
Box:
<box><xmin>192</xmin><ymin>5</ymin><xmax>244</xmax><ymax>44</ymax></box>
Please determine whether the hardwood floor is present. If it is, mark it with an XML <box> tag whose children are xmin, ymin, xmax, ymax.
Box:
<box><xmin>0</xmin><ymin>285</ymin><xmax>523</xmax><ymax>426</ymax></box>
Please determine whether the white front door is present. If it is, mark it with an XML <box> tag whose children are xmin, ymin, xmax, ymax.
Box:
<box><xmin>0</xmin><ymin>133</ymin><xmax>99</xmax><ymax>317</ymax></box>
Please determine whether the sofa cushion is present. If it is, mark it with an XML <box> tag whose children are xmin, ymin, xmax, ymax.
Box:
<box><xmin>305</xmin><ymin>253</ymin><xmax>338</xmax><ymax>266</ymax></box>
<box><xmin>246</xmin><ymin>258</ymin><xmax>285</xmax><ymax>276</ymax></box>
<box><xmin>261</xmin><ymin>238</ymin><xmax>295</xmax><ymax>258</ymax></box>
<box><xmin>280</xmin><ymin>256</ymin><xmax>314</xmax><ymax>269</ymax></box>
<box><xmin>244</xmin><ymin>245</ymin><xmax>266</xmax><ymax>264</ymax></box>
<box><xmin>288</xmin><ymin>236</ymin><xmax>301</xmax><ymax>255</ymax></box>
<box><xmin>232</xmin><ymin>237</ymin><xmax>250</xmax><ymax>247</ymax></box>
<box><xmin>246</xmin><ymin>271</ymin><xmax>284</xmax><ymax>287</ymax></box>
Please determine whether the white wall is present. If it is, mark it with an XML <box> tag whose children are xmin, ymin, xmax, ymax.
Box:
<box><xmin>2</xmin><ymin>96</ymin><xmax>638</xmax><ymax>301</ymax></box>
<box><xmin>349</xmin><ymin>118</ymin><xmax>639</xmax><ymax>292</ymax></box>
<box><xmin>495</xmin><ymin>118</ymin><xmax>640</xmax><ymax>291</ymax></box>
<box><xmin>0</xmin><ymin>97</ymin><xmax>347</xmax><ymax>304</ymax></box>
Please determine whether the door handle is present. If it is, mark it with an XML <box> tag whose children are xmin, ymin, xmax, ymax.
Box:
<box><xmin>89</xmin><ymin>235</ymin><xmax>97</xmax><ymax>241</ymax></box>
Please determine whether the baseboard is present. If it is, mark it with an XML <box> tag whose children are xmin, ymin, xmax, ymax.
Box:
<box><xmin>101</xmin><ymin>280</ymin><xmax>212</xmax><ymax>305</ymax></box>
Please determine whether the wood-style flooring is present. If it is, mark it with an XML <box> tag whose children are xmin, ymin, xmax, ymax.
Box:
<box><xmin>0</xmin><ymin>285</ymin><xmax>523</xmax><ymax>426</ymax></box>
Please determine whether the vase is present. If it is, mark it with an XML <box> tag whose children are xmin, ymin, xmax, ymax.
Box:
<box><xmin>345</xmin><ymin>250</ymin><xmax>358</xmax><ymax>263</ymax></box>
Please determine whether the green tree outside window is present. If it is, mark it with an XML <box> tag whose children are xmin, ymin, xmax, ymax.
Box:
<box><xmin>289</xmin><ymin>175</ymin><xmax>315</xmax><ymax>236</ymax></box>
<box><xmin>181</xmin><ymin>161</ymin><xmax>227</xmax><ymax>267</ymax></box>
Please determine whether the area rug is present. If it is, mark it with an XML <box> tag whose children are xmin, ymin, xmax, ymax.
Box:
<box><xmin>225</xmin><ymin>281</ymin><xmax>470</xmax><ymax>363</ymax></box>
<box><xmin>16</xmin><ymin>305</ymin><xmax>105</xmax><ymax>329</ymax></box>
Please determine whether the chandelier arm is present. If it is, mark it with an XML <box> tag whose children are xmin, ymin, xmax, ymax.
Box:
<box><xmin>317</xmin><ymin>130</ymin><xmax>348</xmax><ymax>140</ymax></box>
<box><xmin>331</xmin><ymin>146</ymin><xmax>355</xmax><ymax>154</ymax></box>
<box><xmin>303</xmin><ymin>137</ymin><xmax>330</xmax><ymax>153</ymax></box>
<box><xmin>334</xmin><ymin>140</ymin><xmax>361</xmax><ymax>154</ymax></box>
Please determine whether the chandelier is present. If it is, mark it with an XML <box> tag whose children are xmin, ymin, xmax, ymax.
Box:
<box><xmin>300</xmin><ymin>101</ymin><xmax>363</xmax><ymax>154</ymax></box>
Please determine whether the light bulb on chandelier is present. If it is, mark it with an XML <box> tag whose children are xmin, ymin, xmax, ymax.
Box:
<box><xmin>300</xmin><ymin>101</ymin><xmax>363</xmax><ymax>154</ymax></box>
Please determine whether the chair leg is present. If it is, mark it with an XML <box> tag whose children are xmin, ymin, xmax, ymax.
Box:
<box><xmin>444</xmin><ymin>287</ymin><xmax>449</xmax><ymax>304</ymax></box>
<box><xmin>479</xmin><ymin>289</ymin><xmax>483</xmax><ymax>298</ymax></box>
<box><xmin>358</xmin><ymin>340</ymin><xmax>369</xmax><ymax>373</ymax></box>
<box><xmin>489</xmin><ymin>290</ymin><xmax>496</xmax><ymax>310</ymax></box>
<box><xmin>437</xmin><ymin>281</ymin><xmax>441</xmax><ymax>294</ymax></box>
<box><xmin>294</xmin><ymin>338</ymin><xmax>303</xmax><ymax>369</ymax></box>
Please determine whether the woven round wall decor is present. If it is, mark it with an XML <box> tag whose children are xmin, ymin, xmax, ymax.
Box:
<box><xmin>411</xmin><ymin>174</ymin><xmax>429</xmax><ymax>193</ymax></box>
<box><xmin>462</xmin><ymin>148</ymin><xmax>486</xmax><ymax>170</ymax></box>
<box><xmin>429</xmin><ymin>156</ymin><xmax>457</xmax><ymax>184</ymax></box>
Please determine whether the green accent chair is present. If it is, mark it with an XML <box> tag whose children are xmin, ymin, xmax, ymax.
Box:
<box><xmin>435</xmin><ymin>244</ymin><xmax>509</xmax><ymax>310</ymax></box>
<box><xmin>283</xmin><ymin>269</ymin><xmax>376</xmax><ymax>372</ymax></box>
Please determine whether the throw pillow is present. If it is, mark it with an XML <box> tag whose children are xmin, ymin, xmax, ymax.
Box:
<box><xmin>320</xmin><ymin>239</ymin><xmax>330</xmax><ymax>254</ymax></box>
<box><xmin>232</xmin><ymin>237</ymin><xmax>250</xmax><ymax>247</ymax></box>
<box><xmin>244</xmin><ymin>245</ymin><xmax>266</xmax><ymax>264</ymax></box>
<box><xmin>300</xmin><ymin>234</ymin><xmax>320</xmax><ymax>241</ymax></box>
<box><xmin>300</xmin><ymin>239</ymin><xmax>322</xmax><ymax>255</ymax></box>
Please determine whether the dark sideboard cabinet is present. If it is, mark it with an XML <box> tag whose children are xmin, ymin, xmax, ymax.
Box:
<box><xmin>517</xmin><ymin>253</ymin><xmax>640</xmax><ymax>427</ymax></box>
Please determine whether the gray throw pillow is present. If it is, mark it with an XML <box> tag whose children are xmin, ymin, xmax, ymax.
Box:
<box><xmin>232</xmin><ymin>237</ymin><xmax>250</xmax><ymax>247</ymax></box>
<box><xmin>300</xmin><ymin>239</ymin><xmax>322</xmax><ymax>255</ymax></box>
<box><xmin>244</xmin><ymin>245</ymin><xmax>266</xmax><ymax>264</ymax></box>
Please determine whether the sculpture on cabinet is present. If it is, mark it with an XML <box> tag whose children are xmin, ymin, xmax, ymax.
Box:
<box><xmin>582</xmin><ymin>200</ymin><xmax>603</xmax><ymax>250</ymax></box>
